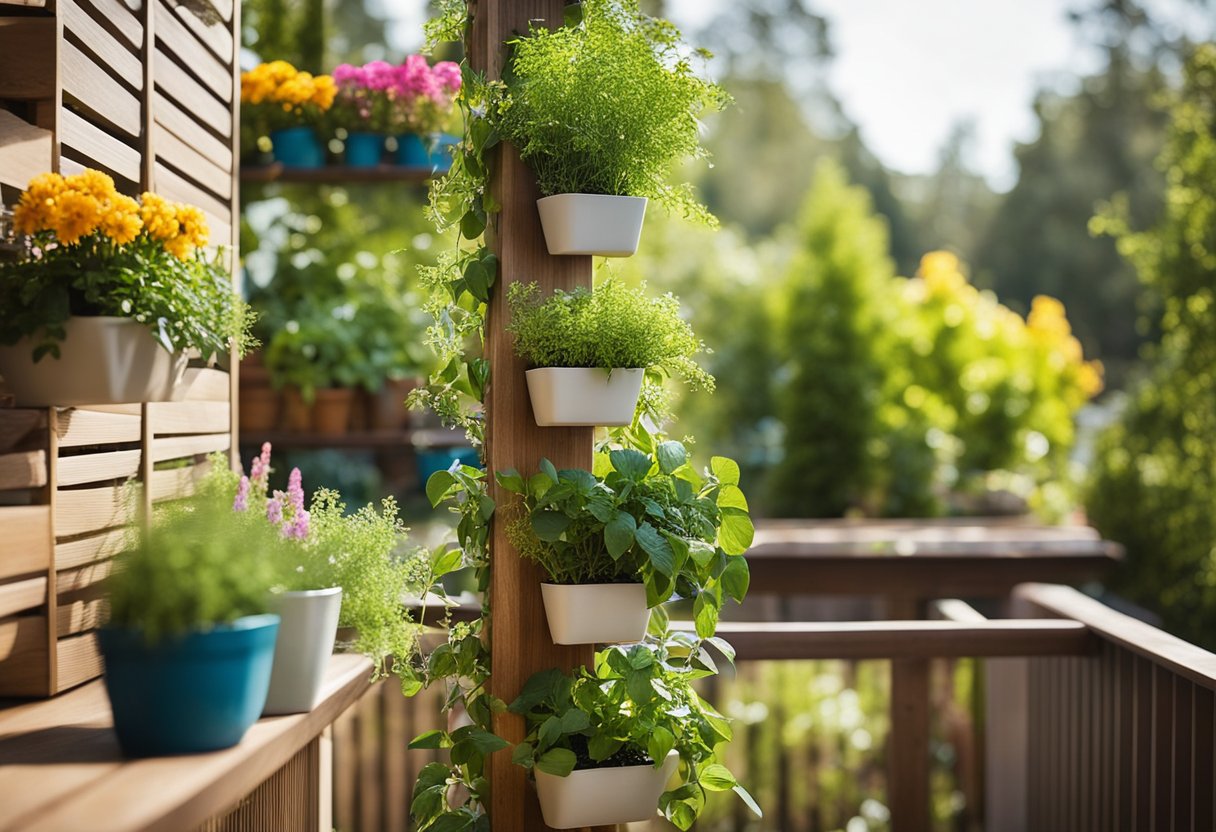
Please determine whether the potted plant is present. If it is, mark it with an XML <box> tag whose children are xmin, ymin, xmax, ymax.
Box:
<box><xmin>265</xmin><ymin>310</ymin><xmax>362</xmax><ymax>434</ymax></box>
<box><xmin>241</xmin><ymin>61</ymin><xmax>336</xmax><ymax>168</ymax></box>
<box><xmin>331</xmin><ymin>61</ymin><xmax>397</xmax><ymax>167</ymax></box>
<box><xmin>493</xmin><ymin>438</ymin><xmax>754</xmax><ymax>644</ymax></box>
<box><xmin>499</xmin><ymin>0</ymin><xmax>727</xmax><ymax>256</ymax></box>
<box><xmin>510</xmin><ymin>635</ymin><xmax>761</xmax><ymax>829</ymax></box>
<box><xmin>390</xmin><ymin>56</ymin><xmax>463</xmax><ymax>170</ymax></box>
<box><xmin>506</xmin><ymin>278</ymin><xmax>713</xmax><ymax>427</ymax></box>
<box><xmin>100</xmin><ymin>497</ymin><xmax>282</xmax><ymax>756</ymax></box>
<box><xmin>0</xmin><ymin>171</ymin><xmax>255</xmax><ymax>406</ymax></box>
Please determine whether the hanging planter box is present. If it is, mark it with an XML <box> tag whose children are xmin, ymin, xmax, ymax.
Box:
<box><xmin>540</xmin><ymin>582</ymin><xmax>648</xmax><ymax>645</ymax></box>
<box><xmin>0</xmin><ymin>316</ymin><xmax>187</xmax><ymax>407</ymax></box>
<box><xmin>536</xmin><ymin>194</ymin><xmax>648</xmax><ymax>257</ymax></box>
<box><xmin>525</xmin><ymin>367</ymin><xmax>644</xmax><ymax>427</ymax></box>
<box><xmin>99</xmin><ymin>614</ymin><xmax>279</xmax><ymax>757</ymax></box>
<box><xmin>534</xmin><ymin>751</ymin><xmax>678</xmax><ymax>828</ymax></box>
<box><xmin>263</xmin><ymin>587</ymin><xmax>343</xmax><ymax>715</ymax></box>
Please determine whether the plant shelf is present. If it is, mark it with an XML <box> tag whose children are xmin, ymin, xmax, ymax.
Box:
<box><xmin>239</xmin><ymin>164</ymin><xmax>435</xmax><ymax>184</ymax></box>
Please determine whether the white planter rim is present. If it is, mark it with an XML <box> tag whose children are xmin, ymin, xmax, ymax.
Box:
<box><xmin>536</xmin><ymin>193</ymin><xmax>648</xmax><ymax>257</ymax></box>
<box><xmin>540</xmin><ymin>581</ymin><xmax>650</xmax><ymax>645</ymax></box>
<box><xmin>274</xmin><ymin>586</ymin><xmax>343</xmax><ymax>598</ymax></box>
<box><xmin>524</xmin><ymin>367</ymin><xmax>645</xmax><ymax>428</ymax></box>
<box><xmin>534</xmin><ymin>750</ymin><xmax>678</xmax><ymax>828</ymax></box>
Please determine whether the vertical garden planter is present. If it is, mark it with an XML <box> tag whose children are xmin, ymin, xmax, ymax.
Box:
<box><xmin>540</xmin><ymin>583</ymin><xmax>648</xmax><ymax>645</ymax></box>
<box><xmin>345</xmin><ymin>132</ymin><xmax>384</xmax><ymax>167</ymax></box>
<box><xmin>263</xmin><ymin>588</ymin><xmax>342</xmax><ymax>715</ymax></box>
<box><xmin>536</xmin><ymin>194</ymin><xmax>648</xmax><ymax>257</ymax></box>
<box><xmin>271</xmin><ymin>126</ymin><xmax>325</xmax><ymax>168</ymax></box>
<box><xmin>534</xmin><ymin>752</ymin><xmax>678</xmax><ymax>828</ymax></box>
<box><xmin>99</xmin><ymin>614</ymin><xmax>280</xmax><ymax>757</ymax></box>
<box><xmin>0</xmin><ymin>316</ymin><xmax>187</xmax><ymax>406</ymax></box>
<box><xmin>525</xmin><ymin>367</ymin><xmax>644</xmax><ymax>427</ymax></box>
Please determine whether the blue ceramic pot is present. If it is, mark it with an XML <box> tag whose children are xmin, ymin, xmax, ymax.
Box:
<box><xmin>270</xmin><ymin>127</ymin><xmax>324</xmax><ymax>168</ymax></box>
<box><xmin>396</xmin><ymin>133</ymin><xmax>460</xmax><ymax>171</ymax></box>
<box><xmin>417</xmin><ymin>446</ymin><xmax>481</xmax><ymax>490</ymax></box>
<box><xmin>345</xmin><ymin>132</ymin><xmax>384</xmax><ymax>168</ymax></box>
<box><xmin>100</xmin><ymin>614</ymin><xmax>280</xmax><ymax>757</ymax></box>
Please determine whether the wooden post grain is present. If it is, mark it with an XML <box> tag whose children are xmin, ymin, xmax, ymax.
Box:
<box><xmin>886</xmin><ymin>597</ymin><xmax>930</xmax><ymax>831</ymax></box>
<box><xmin>470</xmin><ymin>2</ymin><xmax>607</xmax><ymax>830</ymax></box>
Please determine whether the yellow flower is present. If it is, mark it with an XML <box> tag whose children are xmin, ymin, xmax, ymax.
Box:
<box><xmin>140</xmin><ymin>192</ymin><xmax>179</xmax><ymax>241</ymax></box>
<box><xmin>311</xmin><ymin>74</ymin><xmax>336</xmax><ymax>109</ymax></box>
<box><xmin>174</xmin><ymin>203</ymin><xmax>209</xmax><ymax>251</ymax></box>
<box><xmin>12</xmin><ymin>172</ymin><xmax>65</xmax><ymax>235</ymax></box>
<box><xmin>164</xmin><ymin>234</ymin><xmax>194</xmax><ymax>259</ymax></box>
<box><xmin>100</xmin><ymin>194</ymin><xmax>143</xmax><ymax>245</ymax></box>
<box><xmin>919</xmin><ymin>250</ymin><xmax>965</xmax><ymax>294</ymax></box>
<box><xmin>67</xmin><ymin>169</ymin><xmax>117</xmax><ymax>202</ymax></box>
<box><xmin>53</xmin><ymin>190</ymin><xmax>103</xmax><ymax>245</ymax></box>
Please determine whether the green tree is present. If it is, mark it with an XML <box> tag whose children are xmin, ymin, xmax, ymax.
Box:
<box><xmin>1087</xmin><ymin>44</ymin><xmax>1216</xmax><ymax>649</ymax></box>
<box><xmin>768</xmin><ymin>159</ymin><xmax>895</xmax><ymax>517</ymax></box>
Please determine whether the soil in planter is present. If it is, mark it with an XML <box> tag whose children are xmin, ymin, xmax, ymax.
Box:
<box><xmin>568</xmin><ymin>734</ymin><xmax>654</xmax><ymax>771</ymax></box>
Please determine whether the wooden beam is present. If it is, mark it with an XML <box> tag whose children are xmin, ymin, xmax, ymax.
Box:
<box><xmin>890</xmin><ymin>657</ymin><xmax>931</xmax><ymax>832</ymax></box>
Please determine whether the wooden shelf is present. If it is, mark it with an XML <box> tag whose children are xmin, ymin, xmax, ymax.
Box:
<box><xmin>238</xmin><ymin>428</ymin><xmax>467</xmax><ymax>450</ymax></box>
<box><xmin>239</xmin><ymin>164</ymin><xmax>435</xmax><ymax>184</ymax></box>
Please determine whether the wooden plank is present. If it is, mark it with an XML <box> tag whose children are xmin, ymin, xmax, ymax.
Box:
<box><xmin>148</xmin><ymin>400</ymin><xmax>230</xmax><ymax>435</ymax></box>
<box><xmin>54</xmin><ymin>527</ymin><xmax>128</xmax><ymax>571</ymax></box>
<box><xmin>0</xmin><ymin>655</ymin><xmax>372</xmax><ymax>832</ymax></box>
<box><xmin>56</xmin><ymin>448</ymin><xmax>141</xmax><ymax>487</ymax></box>
<box><xmin>0</xmin><ymin>614</ymin><xmax>49</xmax><ymax>696</ymax></box>
<box><xmin>58</xmin><ymin>107</ymin><xmax>142</xmax><ymax>184</ymax></box>
<box><xmin>985</xmin><ymin>658</ymin><xmax>1029</xmax><ymax>832</ymax></box>
<box><xmin>153</xmin><ymin>120</ymin><xmax>231</xmax><ymax>200</ymax></box>
<box><xmin>54</xmin><ymin>484</ymin><xmax>135</xmax><ymax>538</ymax></box>
<box><xmin>0</xmin><ymin>575</ymin><xmax>47</xmax><ymax>618</ymax></box>
<box><xmin>0</xmin><ymin>18</ymin><xmax>55</xmax><ymax>99</ymax></box>
<box><xmin>1194</xmin><ymin>684</ymin><xmax>1214</xmax><ymax>832</ymax></box>
<box><xmin>152</xmin><ymin>92</ymin><xmax>232</xmax><ymax>171</ymax></box>
<box><xmin>149</xmin><ymin>463</ymin><xmax>206</xmax><ymax>502</ymax></box>
<box><xmin>890</xmin><ymin>658</ymin><xmax>931</xmax><ymax>830</ymax></box>
<box><xmin>169</xmin><ymin>0</ymin><xmax>233</xmax><ymax>62</ymax></box>
<box><xmin>61</xmin><ymin>38</ymin><xmax>142</xmax><ymax>137</ymax></box>
<box><xmin>0</xmin><ymin>506</ymin><xmax>52</xmax><ymax>582</ymax></box>
<box><xmin>153</xmin><ymin>47</ymin><xmax>231</xmax><ymax>135</ymax></box>
<box><xmin>56</xmin><ymin>596</ymin><xmax>107</xmax><ymax>637</ymax></box>
<box><xmin>54</xmin><ymin>629</ymin><xmax>100</xmax><ymax>692</ymax></box>
<box><xmin>1116</xmin><ymin>648</ymin><xmax>1133</xmax><ymax>832</ymax></box>
<box><xmin>0</xmin><ymin>450</ymin><xmax>47</xmax><ymax>490</ymax></box>
<box><xmin>0</xmin><ymin>409</ymin><xmax>46</xmax><ymax>455</ymax></box>
<box><xmin>149</xmin><ymin>432</ymin><xmax>228</xmax><ymax>463</ymax></box>
<box><xmin>180</xmin><ymin>368</ymin><xmax>232</xmax><ymax>402</ymax></box>
<box><xmin>1174</xmin><ymin>677</ymin><xmax>1193</xmax><ymax>830</ymax></box>
<box><xmin>61</xmin><ymin>0</ymin><xmax>143</xmax><ymax>89</ymax></box>
<box><xmin>1153</xmin><ymin>667</ymin><xmax>1173</xmax><ymax>829</ymax></box>
<box><xmin>153</xmin><ymin>0</ymin><xmax>231</xmax><ymax>103</ymax></box>
<box><xmin>56</xmin><ymin>408</ymin><xmax>141</xmax><ymax>448</ymax></box>
<box><xmin>75</xmin><ymin>0</ymin><xmax>143</xmax><ymax>50</ymax></box>
<box><xmin>207</xmin><ymin>0</ymin><xmax>233</xmax><ymax>23</ymax></box>
<box><xmin>56</xmin><ymin>558</ymin><xmax>112</xmax><ymax>595</ymax></box>
<box><xmin>0</xmin><ymin>110</ymin><xmax>52</xmax><ymax>191</ymax></box>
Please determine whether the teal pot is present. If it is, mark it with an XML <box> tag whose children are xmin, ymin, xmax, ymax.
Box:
<box><xmin>99</xmin><ymin>614</ymin><xmax>280</xmax><ymax>757</ymax></box>
<box><xmin>262</xmin><ymin>588</ymin><xmax>342</xmax><ymax>715</ymax></box>
<box><xmin>416</xmin><ymin>446</ymin><xmax>481</xmax><ymax>491</ymax></box>
<box><xmin>396</xmin><ymin>133</ymin><xmax>459</xmax><ymax>171</ymax></box>
<box><xmin>344</xmin><ymin>132</ymin><xmax>384</xmax><ymax>167</ymax></box>
<box><xmin>270</xmin><ymin>126</ymin><xmax>324</xmax><ymax>168</ymax></box>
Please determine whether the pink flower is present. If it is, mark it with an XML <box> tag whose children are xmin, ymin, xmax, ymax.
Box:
<box><xmin>287</xmin><ymin>467</ymin><xmax>305</xmax><ymax>513</ymax></box>
<box><xmin>250</xmin><ymin>442</ymin><xmax>272</xmax><ymax>487</ymax></box>
<box><xmin>333</xmin><ymin>63</ymin><xmax>366</xmax><ymax>86</ymax></box>
<box><xmin>433</xmin><ymin>61</ymin><xmax>461</xmax><ymax>93</ymax></box>
<box><xmin>284</xmin><ymin>509</ymin><xmax>310</xmax><ymax>540</ymax></box>
<box><xmin>267</xmin><ymin>492</ymin><xmax>284</xmax><ymax>526</ymax></box>
<box><xmin>364</xmin><ymin>60</ymin><xmax>396</xmax><ymax>91</ymax></box>
<box><xmin>233</xmin><ymin>476</ymin><xmax>250</xmax><ymax>512</ymax></box>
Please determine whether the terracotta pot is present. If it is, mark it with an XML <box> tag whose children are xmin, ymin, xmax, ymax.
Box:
<box><xmin>312</xmin><ymin>388</ymin><xmax>355</xmax><ymax>436</ymax></box>
<box><xmin>370</xmin><ymin>377</ymin><xmax>420</xmax><ymax>431</ymax></box>
<box><xmin>239</xmin><ymin>387</ymin><xmax>280</xmax><ymax>434</ymax></box>
<box><xmin>281</xmin><ymin>387</ymin><xmax>312</xmax><ymax>433</ymax></box>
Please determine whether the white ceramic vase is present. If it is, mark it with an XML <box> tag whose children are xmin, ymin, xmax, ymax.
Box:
<box><xmin>262</xmin><ymin>587</ymin><xmax>343</xmax><ymax>715</ymax></box>
<box><xmin>534</xmin><ymin>751</ymin><xmax>678</xmax><ymax>829</ymax></box>
<box><xmin>536</xmin><ymin>193</ymin><xmax>648</xmax><ymax>257</ymax></box>
<box><xmin>0</xmin><ymin>316</ymin><xmax>187</xmax><ymax>406</ymax></box>
<box><xmin>540</xmin><ymin>583</ymin><xmax>649</xmax><ymax>645</ymax></box>
<box><xmin>525</xmin><ymin>367</ymin><xmax>644</xmax><ymax>427</ymax></box>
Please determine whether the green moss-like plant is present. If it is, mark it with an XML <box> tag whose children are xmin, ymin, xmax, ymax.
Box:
<box><xmin>506</xmin><ymin>278</ymin><xmax>713</xmax><ymax>394</ymax></box>
<box><xmin>500</xmin><ymin>0</ymin><xmax>728</xmax><ymax>224</ymax></box>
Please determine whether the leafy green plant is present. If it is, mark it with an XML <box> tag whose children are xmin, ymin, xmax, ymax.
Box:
<box><xmin>496</xmin><ymin>438</ymin><xmax>753</xmax><ymax>625</ymax></box>
<box><xmin>106</xmin><ymin>496</ymin><xmax>281</xmax><ymax>643</ymax></box>
<box><xmin>500</xmin><ymin>0</ymin><xmax>728</xmax><ymax>223</ymax></box>
<box><xmin>509</xmin><ymin>634</ymin><xmax>761</xmax><ymax>830</ymax></box>
<box><xmin>263</xmin><ymin>309</ymin><xmax>362</xmax><ymax>401</ymax></box>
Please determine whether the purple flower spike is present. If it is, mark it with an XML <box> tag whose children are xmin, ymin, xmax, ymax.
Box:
<box><xmin>233</xmin><ymin>476</ymin><xmax>250</xmax><ymax>512</ymax></box>
<box><xmin>287</xmin><ymin>467</ymin><xmax>306</xmax><ymax>513</ymax></box>
<box><xmin>267</xmin><ymin>492</ymin><xmax>284</xmax><ymax>526</ymax></box>
<box><xmin>285</xmin><ymin>509</ymin><xmax>310</xmax><ymax>540</ymax></box>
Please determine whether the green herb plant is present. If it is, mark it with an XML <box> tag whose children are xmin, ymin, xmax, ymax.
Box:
<box><xmin>510</xmin><ymin>633</ymin><xmax>762</xmax><ymax>830</ymax></box>
<box><xmin>500</xmin><ymin>0</ymin><xmax>728</xmax><ymax>224</ymax></box>
<box><xmin>497</xmin><ymin>438</ymin><xmax>752</xmax><ymax>626</ymax></box>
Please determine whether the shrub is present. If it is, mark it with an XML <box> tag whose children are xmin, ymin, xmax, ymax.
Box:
<box><xmin>500</xmin><ymin>0</ymin><xmax>728</xmax><ymax>223</ymax></box>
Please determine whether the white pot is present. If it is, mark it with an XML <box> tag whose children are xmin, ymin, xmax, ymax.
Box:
<box><xmin>535</xmin><ymin>751</ymin><xmax>678</xmax><ymax>828</ymax></box>
<box><xmin>525</xmin><ymin>367</ymin><xmax>644</xmax><ymax>427</ymax></box>
<box><xmin>0</xmin><ymin>316</ymin><xmax>187</xmax><ymax>406</ymax></box>
<box><xmin>262</xmin><ymin>587</ymin><xmax>343</xmax><ymax>715</ymax></box>
<box><xmin>536</xmin><ymin>193</ymin><xmax>648</xmax><ymax>257</ymax></box>
<box><xmin>541</xmin><ymin>583</ymin><xmax>649</xmax><ymax>645</ymax></box>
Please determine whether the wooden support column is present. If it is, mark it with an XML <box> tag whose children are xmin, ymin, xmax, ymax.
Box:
<box><xmin>887</xmin><ymin>597</ymin><xmax>930</xmax><ymax>832</ymax></box>
<box><xmin>470</xmin><ymin>2</ymin><xmax>607</xmax><ymax>831</ymax></box>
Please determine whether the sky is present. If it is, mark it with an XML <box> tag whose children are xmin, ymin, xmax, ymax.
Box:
<box><xmin>384</xmin><ymin>0</ymin><xmax>1207</xmax><ymax>191</ymax></box>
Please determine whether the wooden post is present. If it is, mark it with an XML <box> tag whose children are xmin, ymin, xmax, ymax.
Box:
<box><xmin>887</xmin><ymin>597</ymin><xmax>930</xmax><ymax>832</ymax></box>
<box><xmin>470</xmin><ymin>2</ymin><xmax>606</xmax><ymax>830</ymax></box>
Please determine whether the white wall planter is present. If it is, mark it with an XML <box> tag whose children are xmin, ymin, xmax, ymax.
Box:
<box><xmin>535</xmin><ymin>751</ymin><xmax>678</xmax><ymax>829</ymax></box>
<box><xmin>262</xmin><ymin>587</ymin><xmax>343</xmax><ymax>715</ymax></box>
<box><xmin>541</xmin><ymin>582</ymin><xmax>649</xmax><ymax>645</ymax></box>
<box><xmin>525</xmin><ymin>367</ymin><xmax>644</xmax><ymax>427</ymax></box>
<box><xmin>0</xmin><ymin>316</ymin><xmax>187</xmax><ymax>406</ymax></box>
<box><xmin>536</xmin><ymin>194</ymin><xmax>648</xmax><ymax>257</ymax></box>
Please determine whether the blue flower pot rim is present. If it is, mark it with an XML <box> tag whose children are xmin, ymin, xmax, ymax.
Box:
<box><xmin>101</xmin><ymin>614</ymin><xmax>281</xmax><ymax>651</ymax></box>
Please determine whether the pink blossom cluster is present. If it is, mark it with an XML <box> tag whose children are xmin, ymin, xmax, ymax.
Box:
<box><xmin>231</xmin><ymin>442</ymin><xmax>309</xmax><ymax>540</ymax></box>
<box><xmin>331</xmin><ymin>56</ymin><xmax>461</xmax><ymax>133</ymax></box>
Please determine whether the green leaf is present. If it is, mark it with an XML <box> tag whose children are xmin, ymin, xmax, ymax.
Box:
<box><xmin>717</xmin><ymin>483</ymin><xmax>749</xmax><ymax>511</ymax></box>
<box><xmin>636</xmin><ymin>522</ymin><xmax>674</xmax><ymax>576</ymax></box>
<box><xmin>710</xmin><ymin>456</ymin><xmax>741</xmax><ymax>486</ymax></box>
<box><xmin>733</xmin><ymin>784</ymin><xmax>763</xmax><ymax>817</ymax></box>
<box><xmin>463</xmin><ymin>258</ymin><xmax>493</xmax><ymax>303</ymax></box>
<box><xmin>656</xmin><ymin>441</ymin><xmax>688</xmax><ymax>474</ymax></box>
<box><xmin>693</xmin><ymin>591</ymin><xmax>720</xmax><ymax>639</ymax></box>
<box><xmin>536</xmin><ymin>748</ymin><xmax>576</xmax><ymax>777</ymax></box>
<box><xmin>452</xmin><ymin>725</ymin><xmax>509</xmax><ymax>754</ymax></box>
<box><xmin>538</xmin><ymin>715</ymin><xmax>562</xmax><ymax>748</ymax></box>
<box><xmin>647</xmin><ymin>603</ymin><xmax>670</xmax><ymax>637</ymax></box>
<box><xmin>531</xmin><ymin>509</ymin><xmax>571</xmax><ymax>542</ymax></box>
<box><xmin>415</xmin><ymin>761</ymin><xmax>451</xmax><ymax>792</ymax></box>
<box><xmin>604</xmin><ymin>512</ymin><xmax>637</xmax><ymax>558</ymax></box>
<box><xmin>627</xmin><ymin>645</ymin><xmax>655</xmax><ymax>669</ymax></box>
<box><xmin>587</xmin><ymin>733</ymin><xmax>622</xmax><ymax>761</ymax></box>
<box><xmin>460</xmin><ymin>209</ymin><xmax>486</xmax><ymax>240</ymax></box>
<box><xmin>719</xmin><ymin>507</ymin><xmax>755</xmax><ymax>556</ymax></box>
<box><xmin>431</xmin><ymin>547</ymin><xmax>463</xmax><ymax>578</ymax></box>
<box><xmin>495</xmin><ymin>469</ymin><xmax>525</xmax><ymax>493</ymax></box>
<box><xmin>510</xmin><ymin>667</ymin><xmax>563</xmax><ymax>713</ymax></box>
<box><xmin>428</xmin><ymin>813</ymin><xmax>475</xmax><ymax>832</ymax></box>
<box><xmin>706</xmin><ymin>635</ymin><xmax>737</xmax><ymax>663</ymax></box>
<box><xmin>721</xmin><ymin>556</ymin><xmax>750</xmax><ymax>603</ymax></box>
<box><xmin>425</xmin><ymin>470</ymin><xmax>456</xmax><ymax>507</ymax></box>
<box><xmin>511</xmin><ymin>741</ymin><xmax>535</xmax><ymax>769</ymax></box>
<box><xmin>539</xmin><ymin>458</ymin><xmax>559</xmax><ymax>484</ymax></box>
<box><xmin>409</xmin><ymin>729</ymin><xmax>447</xmax><ymax>749</ymax></box>
<box><xmin>647</xmin><ymin>726</ymin><xmax>674</xmax><ymax>764</ymax></box>
<box><xmin>699</xmin><ymin>763</ymin><xmax>737</xmax><ymax>791</ymax></box>
<box><xmin>562</xmin><ymin>2</ymin><xmax>583</xmax><ymax>27</ymax></box>
<box><xmin>688</xmin><ymin>539</ymin><xmax>716</xmax><ymax>568</ymax></box>
<box><xmin>610</xmin><ymin>448</ymin><xmax>653</xmax><ymax>481</ymax></box>
<box><xmin>560</xmin><ymin>707</ymin><xmax>590</xmax><ymax>732</ymax></box>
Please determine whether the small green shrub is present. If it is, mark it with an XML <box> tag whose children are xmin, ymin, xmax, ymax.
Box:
<box><xmin>500</xmin><ymin>0</ymin><xmax>728</xmax><ymax>223</ymax></box>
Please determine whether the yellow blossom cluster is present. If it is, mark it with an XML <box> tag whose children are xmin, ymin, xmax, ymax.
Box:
<box><xmin>11</xmin><ymin>170</ymin><xmax>209</xmax><ymax>259</ymax></box>
<box><xmin>241</xmin><ymin>61</ymin><xmax>336</xmax><ymax>112</ymax></box>
<box><xmin>1028</xmin><ymin>294</ymin><xmax>1105</xmax><ymax>398</ymax></box>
